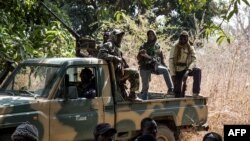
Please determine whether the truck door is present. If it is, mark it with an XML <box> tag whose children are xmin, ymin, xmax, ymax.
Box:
<box><xmin>49</xmin><ymin>66</ymin><xmax>104</xmax><ymax>141</ymax></box>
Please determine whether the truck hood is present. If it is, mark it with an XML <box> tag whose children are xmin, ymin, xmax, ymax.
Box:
<box><xmin>0</xmin><ymin>95</ymin><xmax>38</xmax><ymax>115</ymax></box>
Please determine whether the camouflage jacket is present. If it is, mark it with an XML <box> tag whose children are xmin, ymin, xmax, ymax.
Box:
<box><xmin>97</xmin><ymin>41</ymin><xmax>128</xmax><ymax>78</ymax></box>
<box><xmin>169</xmin><ymin>43</ymin><xmax>197</xmax><ymax>76</ymax></box>
<box><xmin>137</xmin><ymin>42</ymin><xmax>165</xmax><ymax>70</ymax></box>
<box><xmin>98</xmin><ymin>42</ymin><xmax>122</xmax><ymax>67</ymax></box>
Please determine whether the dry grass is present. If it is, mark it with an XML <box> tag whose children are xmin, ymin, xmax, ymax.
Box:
<box><xmin>122</xmin><ymin>35</ymin><xmax>250</xmax><ymax>140</ymax></box>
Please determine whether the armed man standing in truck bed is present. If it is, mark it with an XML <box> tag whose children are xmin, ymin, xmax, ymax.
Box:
<box><xmin>169</xmin><ymin>31</ymin><xmax>202</xmax><ymax>98</ymax></box>
<box><xmin>98</xmin><ymin>29</ymin><xmax>142</xmax><ymax>101</ymax></box>
<box><xmin>137</xmin><ymin>29</ymin><xmax>174</xmax><ymax>100</ymax></box>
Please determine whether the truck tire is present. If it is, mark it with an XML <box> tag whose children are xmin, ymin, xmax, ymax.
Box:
<box><xmin>156</xmin><ymin>125</ymin><xmax>175</xmax><ymax>141</ymax></box>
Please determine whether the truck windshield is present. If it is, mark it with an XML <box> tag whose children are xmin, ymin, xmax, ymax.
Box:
<box><xmin>1</xmin><ymin>65</ymin><xmax>59</xmax><ymax>98</ymax></box>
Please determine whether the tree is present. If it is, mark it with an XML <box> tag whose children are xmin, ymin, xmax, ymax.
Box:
<box><xmin>0</xmin><ymin>0</ymin><xmax>75</xmax><ymax>69</ymax></box>
<box><xmin>0</xmin><ymin>0</ymin><xmax>249</xmax><ymax>70</ymax></box>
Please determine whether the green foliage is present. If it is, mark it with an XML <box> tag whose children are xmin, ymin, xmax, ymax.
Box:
<box><xmin>178</xmin><ymin>0</ymin><xmax>207</xmax><ymax>13</ymax></box>
<box><xmin>204</xmin><ymin>0</ymin><xmax>250</xmax><ymax>44</ymax></box>
<box><xmin>139</xmin><ymin>0</ymin><xmax>155</xmax><ymax>8</ymax></box>
<box><xmin>0</xmin><ymin>0</ymin><xmax>75</xmax><ymax>68</ymax></box>
<box><xmin>114</xmin><ymin>11</ymin><xmax>127</xmax><ymax>22</ymax></box>
<box><xmin>0</xmin><ymin>0</ymin><xmax>249</xmax><ymax>71</ymax></box>
<box><xmin>204</xmin><ymin>22</ymin><xmax>234</xmax><ymax>45</ymax></box>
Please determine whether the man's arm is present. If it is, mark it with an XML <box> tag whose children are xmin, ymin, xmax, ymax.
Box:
<box><xmin>97</xmin><ymin>42</ymin><xmax>121</xmax><ymax>61</ymax></box>
<box><xmin>159</xmin><ymin>51</ymin><xmax>167</xmax><ymax>66</ymax></box>
<box><xmin>169</xmin><ymin>45</ymin><xmax>176</xmax><ymax>76</ymax></box>
<box><xmin>187</xmin><ymin>45</ymin><xmax>197</xmax><ymax>70</ymax></box>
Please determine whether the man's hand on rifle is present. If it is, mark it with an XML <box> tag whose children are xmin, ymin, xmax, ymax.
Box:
<box><xmin>114</xmin><ymin>56</ymin><xmax>123</xmax><ymax>62</ymax></box>
<box><xmin>139</xmin><ymin>49</ymin><xmax>151</xmax><ymax>60</ymax></box>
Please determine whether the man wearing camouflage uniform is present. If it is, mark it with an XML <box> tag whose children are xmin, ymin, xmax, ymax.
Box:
<box><xmin>98</xmin><ymin>29</ymin><xmax>141</xmax><ymax>101</ymax></box>
<box><xmin>137</xmin><ymin>29</ymin><xmax>174</xmax><ymax>100</ymax></box>
<box><xmin>169</xmin><ymin>31</ymin><xmax>201</xmax><ymax>97</ymax></box>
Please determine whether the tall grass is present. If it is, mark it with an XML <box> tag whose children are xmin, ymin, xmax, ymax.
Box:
<box><xmin>122</xmin><ymin>33</ymin><xmax>250</xmax><ymax>140</ymax></box>
<box><xmin>177</xmin><ymin>38</ymin><xmax>250</xmax><ymax>140</ymax></box>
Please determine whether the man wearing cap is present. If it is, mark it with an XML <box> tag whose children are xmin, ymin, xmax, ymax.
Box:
<box><xmin>98</xmin><ymin>29</ymin><xmax>141</xmax><ymax>101</ymax></box>
<box><xmin>169</xmin><ymin>31</ymin><xmax>202</xmax><ymax>97</ymax></box>
<box><xmin>11</xmin><ymin>121</ymin><xmax>39</xmax><ymax>141</ymax></box>
<box><xmin>93</xmin><ymin>123</ymin><xmax>117</xmax><ymax>141</ymax></box>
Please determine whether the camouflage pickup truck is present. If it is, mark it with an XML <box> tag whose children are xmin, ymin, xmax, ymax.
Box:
<box><xmin>0</xmin><ymin>58</ymin><xmax>208</xmax><ymax>141</ymax></box>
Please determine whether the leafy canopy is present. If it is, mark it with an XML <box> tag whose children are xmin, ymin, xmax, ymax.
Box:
<box><xmin>0</xmin><ymin>0</ymin><xmax>249</xmax><ymax>68</ymax></box>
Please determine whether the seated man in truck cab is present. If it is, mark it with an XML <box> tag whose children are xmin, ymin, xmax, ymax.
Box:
<box><xmin>77</xmin><ymin>68</ymin><xmax>96</xmax><ymax>99</ymax></box>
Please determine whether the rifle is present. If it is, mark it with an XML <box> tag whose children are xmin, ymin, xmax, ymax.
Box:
<box><xmin>181</xmin><ymin>79</ymin><xmax>187</xmax><ymax>97</ymax></box>
<box><xmin>139</xmin><ymin>49</ymin><xmax>163</xmax><ymax>73</ymax></box>
<box><xmin>40</xmin><ymin>1</ymin><xmax>96</xmax><ymax>57</ymax></box>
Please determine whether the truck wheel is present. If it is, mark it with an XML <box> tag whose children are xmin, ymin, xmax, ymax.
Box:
<box><xmin>157</xmin><ymin>125</ymin><xmax>175</xmax><ymax>141</ymax></box>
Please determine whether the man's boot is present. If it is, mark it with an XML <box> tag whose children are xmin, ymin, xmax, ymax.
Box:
<box><xmin>164</xmin><ymin>89</ymin><xmax>175</xmax><ymax>98</ymax></box>
<box><xmin>141</xmin><ymin>92</ymin><xmax>148</xmax><ymax>100</ymax></box>
<box><xmin>193</xmin><ymin>93</ymin><xmax>200</xmax><ymax>97</ymax></box>
<box><xmin>128</xmin><ymin>92</ymin><xmax>143</xmax><ymax>102</ymax></box>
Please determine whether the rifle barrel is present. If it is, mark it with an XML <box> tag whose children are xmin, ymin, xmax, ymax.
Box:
<box><xmin>40</xmin><ymin>2</ymin><xmax>80</xmax><ymax>39</ymax></box>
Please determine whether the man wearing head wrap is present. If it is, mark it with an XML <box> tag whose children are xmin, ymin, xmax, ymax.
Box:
<box><xmin>98</xmin><ymin>29</ymin><xmax>141</xmax><ymax>101</ymax></box>
<box><xmin>137</xmin><ymin>29</ymin><xmax>174</xmax><ymax>100</ymax></box>
<box><xmin>169</xmin><ymin>31</ymin><xmax>201</xmax><ymax>97</ymax></box>
<box><xmin>11</xmin><ymin>121</ymin><xmax>39</xmax><ymax>141</ymax></box>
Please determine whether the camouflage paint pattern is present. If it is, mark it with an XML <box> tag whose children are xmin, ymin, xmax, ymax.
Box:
<box><xmin>0</xmin><ymin>58</ymin><xmax>207</xmax><ymax>141</ymax></box>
